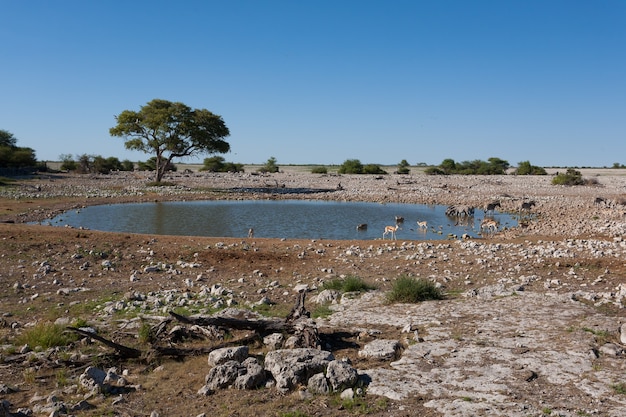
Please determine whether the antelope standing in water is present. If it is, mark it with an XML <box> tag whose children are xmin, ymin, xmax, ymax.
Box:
<box><xmin>383</xmin><ymin>224</ymin><xmax>400</xmax><ymax>240</ymax></box>
<box><xmin>480</xmin><ymin>218</ymin><xmax>499</xmax><ymax>233</ymax></box>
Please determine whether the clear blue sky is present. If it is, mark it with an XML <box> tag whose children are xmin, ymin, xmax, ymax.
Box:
<box><xmin>1</xmin><ymin>0</ymin><xmax>624</xmax><ymax>167</ymax></box>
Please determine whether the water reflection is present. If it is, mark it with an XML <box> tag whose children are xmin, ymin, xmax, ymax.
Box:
<box><xmin>42</xmin><ymin>200</ymin><xmax>519</xmax><ymax>240</ymax></box>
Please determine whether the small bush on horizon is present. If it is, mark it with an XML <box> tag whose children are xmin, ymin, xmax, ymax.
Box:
<box><xmin>338</xmin><ymin>159</ymin><xmax>363</xmax><ymax>174</ymax></box>
<box><xmin>387</xmin><ymin>276</ymin><xmax>443</xmax><ymax>303</ymax></box>
<box><xmin>425</xmin><ymin>157</ymin><xmax>509</xmax><ymax>175</ymax></box>
<box><xmin>200</xmin><ymin>156</ymin><xmax>244</xmax><ymax>173</ymax></box>
<box><xmin>59</xmin><ymin>153</ymin><xmax>134</xmax><ymax>173</ymax></box>
<box><xmin>424</xmin><ymin>166</ymin><xmax>447</xmax><ymax>175</ymax></box>
<box><xmin>363</xmin><ymin>164</ymin><xmax>387</xmax><ymax>174</ymax></box>
<box><xmin>552</xmin><ymin>168</ymin><xmax>585</xmax><ymax>185</ymax></box>
<box><xmin>514</xmin><ymin>160</ymin><xmax>547</xmax><ymax>175</ymax></box>
<box><xmin>311</xmin><ymin>166</ymin><xmax>327</xmax><ymax>174</ymax></box>
<box><xmin>258</xmin><ymin>156</ymin><xmax>279</xmax><ymax>173</ymax></box>
<box><xmin>396</xmin><ymin>159</ymin><xmax>410</xmax><ymax>174</ymax></box>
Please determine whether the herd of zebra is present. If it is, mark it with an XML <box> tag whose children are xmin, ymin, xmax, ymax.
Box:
<box><xmin>370</xmin><ymin>199</ymin><xmax>538</xmax><ymax>240</ymax></box>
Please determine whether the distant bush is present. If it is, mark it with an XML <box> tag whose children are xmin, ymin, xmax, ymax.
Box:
<box><xmin>121</xmin><ymin>159</ymin><xmax>135</xmax><ymax>171</ymax></box>
<box><xmin>311</xmin><ymin>166</ymin><xmax>327</xmax><ymax>174</ymax></box>
<box><xmin>363</xmin><ymin>164</ymin><xmax>387</xmax><ymax>175</ymax></box>
<box><xmin>426</xmin><ymin>157</ymin><xmax>509</xmax><ymax>175</ymax></box>
<box><xmin>338</xmin><ymin>159</ymin><xmax>364</xmax><ymax>174</ymax></box>
<box><xmin>137</xmin><ymin>157</ymin><xmax>177</xmax><ymax>172</ymax></box>
<box><xmin>258</xmin><ymin>156</ymin><xmax>279</xmax><ymax>173</ymax></box>
<box><xmin>552</xmin><ymin>168</ymin><xmax>584</xmax><ymax>185</ymax></box>
<box><xmin>387</xmin><ymin>276</ymin><xmax>443</xmax><ymax>303</ymax></box>
<box><xmin>514</xmin><ymin>161</ymin><xmax>547</xmax><ymax>175</ymax></box>
<box><xmin>200</xmin><ymin>156</ymin><xmax>244</xmax><ymax>172</ymax></box>
<box><xmin>59</xmin><ymin>154</ymin><xmax>77</xmax><ymax>171</ymax></box>
<box><xmin>396</xmin><ymin>159</ymin><xmax>410</xmax><ymax>174</ymax></box>
<box><xmin>424</xmin><ymin>166</ymin><xmax>447</xmax><ymax>175</ymax></box>
<box><xmin>59</xmin><ymin>154</ymin><xmax>134</xmax><ymax>174</ymax></box>
<box><xmin>337</xmin><ymin>159</ymin><xmax>387</xmax><ymax>175</ymax></box>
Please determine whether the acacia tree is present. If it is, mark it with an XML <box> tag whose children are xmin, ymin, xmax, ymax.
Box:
<box><xmin>109</xmin><ymin>99</ymin><xmax>230</xmax><ymax>182</ymax></box>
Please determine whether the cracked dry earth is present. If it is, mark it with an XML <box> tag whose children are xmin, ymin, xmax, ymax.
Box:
<box><xmin>1</xmin><ymin>170</ymin><xmax>626</xmax><ymax>417</ymax></box>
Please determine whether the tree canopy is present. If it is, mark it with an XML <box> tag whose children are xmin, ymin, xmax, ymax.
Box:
<box><xmin>109</xmin><ymin>99</ymin><xmax>230</xmax><ymax>182</ymax></box>
<box><xmin>0</xmin><ymin>129</ymin><xmax>37</xmax><ymax>170</ymax></box>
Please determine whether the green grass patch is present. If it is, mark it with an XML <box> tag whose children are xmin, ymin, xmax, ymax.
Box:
<box><xmin>253</xmin><ymin>302</ymin><xmax>292</xmax><ymax>318</ymax></box>
<box><xmin>612</xmin><ymin>382</ymin><xmax>626</xmax><ymax>394</ymax></box>
<box><xmin>387</xmin><ymin>276</ymin><xmax>444</xmax><ymax>303</ymax></box>
<box><xmin>582</xmin><ymin>327</ymin><xmax>611</xmax><ymax>345</ymax></box>
<box><xmin>322</xmin><ymin>275</ymin><xmax>375</xmax><ymax>293</ymax></box>
<box><xmin>16</xmin><ymin>322</ymin><xmax>77</xmax><ymax>349</ymax></box>
<box><xmin>311</xmin><ymin>304</ymin><xmax>334</xmax><ymax>319</ymax></box>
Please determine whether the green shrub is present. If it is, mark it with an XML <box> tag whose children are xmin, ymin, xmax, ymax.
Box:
<box><xmin>387</xmin><ymin>276</ymin><xmax>443</xmax><ymax>303</ymax></box>
<box><xmin>395</xmin><ymin>159</ymin><xmax>410</xmax><ymax>174</ymax></box>
<box><xmin>200</xmin><ymin>156</ymin><xmax>244</xmax><ymax>172</ymax></box>
<box><xmin>338</xmin><ymin>159</ymin><xmax>363</xmax><ymax>174</ymax></box>
<box><xmin>311</xmin><ymin>166</ymin><xmax>327</xmax><ymax>174</ymax></box>
<box><xmin>363</xmin><ymin>164</ymin><xmax>387</xmax><ymax>175</ymax></box>
<box><xmin>258</xmin><ymin>156</ymin><xmax>279</xmax><ymax>173</ymax></box>
<box><xmin>552</xmin><ymin>168</ymin><xmax>584</xmax><ymax>185</ymax></box>
<box><xmin>322</xmin><ymin>275</ymin><xmax>375</xmax><ymax>293</ymax></box>
<box><xmin>514</xmin><ymin>161</ymin><xmax>547</xmax><ymax>175</ymax></box>
<box><xmin>426</xmin><ymin>157</ymin><xmax>510</xmax><ymax>175</ymax></box>
<box><xmin>424</xmin><ymin>166</ymin><xmax>447</xmax><ymax>175</ymax></box>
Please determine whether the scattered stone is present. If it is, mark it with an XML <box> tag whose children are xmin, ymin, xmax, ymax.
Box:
<box><xmin>208</xmin><ymin>346</ymin><xmax>249</xmax><ymax>366</ymax></box>
<box><xmin>358</xmin><ymin>339</ymin><xmax>400</xmax><ymax>361</ymax></box>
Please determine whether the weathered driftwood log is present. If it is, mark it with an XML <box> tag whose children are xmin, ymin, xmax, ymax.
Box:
<box><xmin>66</xmin><ymin>327</ymin><xmax>142</xmax><ymax>359</ymax></box>
<box><xmin>168</xmin><ymin>311</ymin><xmax>287</xmax><ymax>334</ymax></box>
<box><xmin>67</xmin><ymin>291</ymin><xmax>322</xmax><ymax>360</ymax></box>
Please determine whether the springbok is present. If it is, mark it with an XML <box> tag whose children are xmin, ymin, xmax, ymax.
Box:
<box><xmin>383</xmin><ymin>224</ymin><xmax>400</xmax><ymax>240</ymax></box>
<box><xmin>480</xmin><ymin>218</ymin><xmax>499</xmax><ymax>233</ymax></box>
<box><xmin>417</xmin><ymin>220</ymin><xmax>428</xmax><ymax>230</ymax></box>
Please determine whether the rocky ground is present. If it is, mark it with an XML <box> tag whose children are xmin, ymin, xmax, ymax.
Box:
<box><xmin>1</xmin><ymin>169</ymin><xmax>626</xmax><ymax>417</ymax></box>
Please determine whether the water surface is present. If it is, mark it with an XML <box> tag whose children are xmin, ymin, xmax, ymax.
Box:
<box><xmin>43</xmin><ymin>200</ymin><xmax>517</xmax><ymax>240</ymax></box>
